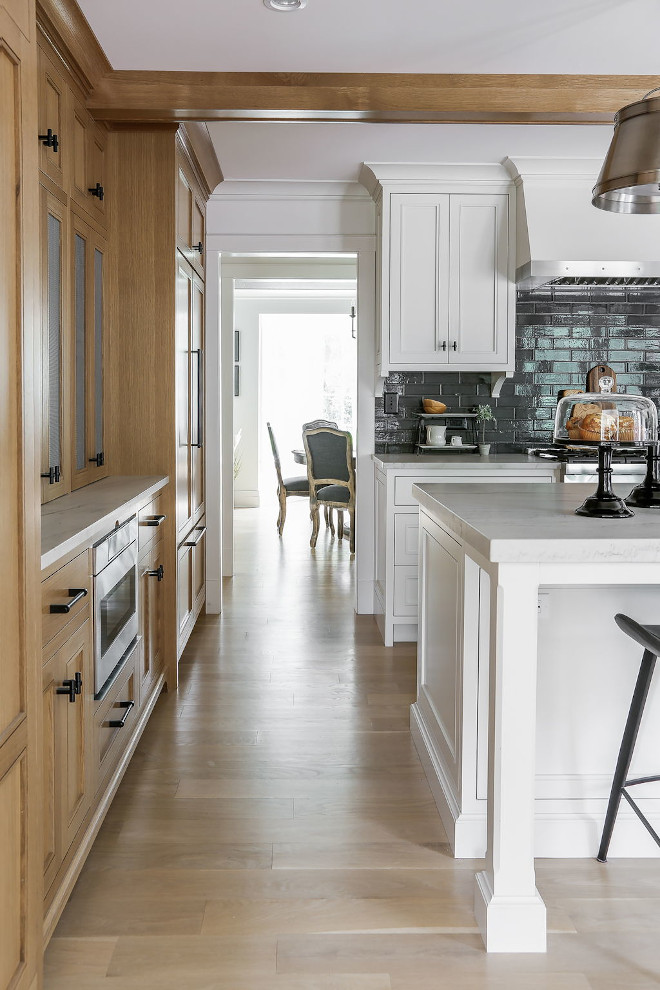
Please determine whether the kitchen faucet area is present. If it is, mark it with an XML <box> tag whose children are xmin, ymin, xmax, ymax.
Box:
<box><xmin>5</xmin><ymin>0</ymin><xmax>660</xmax><ymax>985</ymax></box>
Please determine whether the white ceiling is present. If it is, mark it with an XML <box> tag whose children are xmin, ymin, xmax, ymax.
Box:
<box><xmin>79</xmin><ymin>0</ymin><xmax>660</xmax><ymax>74</ymax></box>
<box><xmin>206</xmin><ymin>121</ymin><xmax>613</xmax><ymax>182</ymax></box>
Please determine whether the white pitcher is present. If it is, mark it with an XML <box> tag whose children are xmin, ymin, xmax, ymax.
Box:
<box><xmin>426</xmin><ymin>425</ymin><xmax>447</xmax><ymax>446</ymax></box>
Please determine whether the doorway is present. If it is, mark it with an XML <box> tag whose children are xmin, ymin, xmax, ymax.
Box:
<box><xmin>232</xmin><ymin>285</ymin><xmax>357</xmax><ymax>508</ymax></box>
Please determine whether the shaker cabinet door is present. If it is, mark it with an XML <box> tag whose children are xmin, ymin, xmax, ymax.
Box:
<box><xmin>389</xmin><ymin>193</ymin><xmax>450</xmax><ymax>366</ymax></box>
<box><xmin>70</xmin><ymin>213</ymin><xmax>107</xmax><ymax>491</ymax></box>
<box><xmin>40</xmin><ymin>188</ymin><xmax>69</xmax><ymax>503</ymax></box>
<box><xmin>448</xmin><ymin>194</ymin><xmax>510</xmax><ymax>365</ymax></box>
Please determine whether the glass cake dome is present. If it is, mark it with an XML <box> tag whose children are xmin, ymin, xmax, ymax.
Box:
<box><xmin>554</xmin><ymin>375</ymin><xmax>658</xmax><ymax>446</ymax></box>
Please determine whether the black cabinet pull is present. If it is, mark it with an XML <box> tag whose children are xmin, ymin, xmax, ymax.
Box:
<box><xmin>193</xmin><ymin>349</ymin><xmax>204</xmax><ymax>448</ymax></box>
<box><xmin>143</xmin><ymin>514</ymin><xmax>166</xmax><ymax>527</ymax></box>
<box><xmin>50</xmin><ymin>588</ymin><xmax>88</xmax><ymax>614</ymax></box>
<box><xmin>107</xmin><ymin>700</ymin><xmax>134</xmax><ymax>728</ymax></box>
<box><xmin>452</xmin><ymin>341</ymin><xmax>458</xmax><ymax>351</ymax></box>
<box><xmin>89</xmin><ymin>452</ymin><xmax>104</xmax><ymax>466</ymax></box>
<box><xmin>39</xmin><ymin>129</ymin><xmax>59</xmax><ymax>152</ymax></box>
<box><xmin>41</xmin><ymin>465</ymin><xmax>61</xmax><ymax>485</ymax></box>
<box><xmin>88</xmin><ymin>182</ymin><xmax>104</xmax><ymax>201</ymax></box>
<box><xmin>184</xmin><ymin>526</ymin><xmax>206</xmax><ymax>548</ymax></box>
<box><xmin>57</xmin><ymin>672</ymin><xmax>82</xmax><ymax>704</ymax></box>
<box><xmin>147</xmin><ymin>564</ymin><xmax>164</xmax><ymax>581</ymax></box>
<box><xmin>441</xmin><ymin>341</ymin><xmax>447</xmax><ymax>351</ymax></box>
<box><xmin>194</xmin><ymin>242</ymin><xmax>203</xmax><ymax>254</ymax></box>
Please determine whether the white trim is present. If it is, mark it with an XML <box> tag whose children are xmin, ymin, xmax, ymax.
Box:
<box><xmin>205</xmin><ymin>252</ymin><xmax>222</xmax><ymax>613</ymax></box>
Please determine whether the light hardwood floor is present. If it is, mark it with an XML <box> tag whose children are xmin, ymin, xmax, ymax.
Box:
<box><xmin>45</xmin><ymin>500</ymin><xmax>660</xmax><ymax>988</ymax></box>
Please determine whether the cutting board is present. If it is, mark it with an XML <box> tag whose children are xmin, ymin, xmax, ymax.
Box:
<box><xmin>586</xmin><ymin>364</ymin><xmax>617</xmax><ymax>393</ymax></box>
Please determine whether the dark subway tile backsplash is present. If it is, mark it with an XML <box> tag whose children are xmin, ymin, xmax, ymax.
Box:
<box><xmin>376</xmin><ymin>287</ymin><xmax>660</xmax><ymax>454</ymax></box>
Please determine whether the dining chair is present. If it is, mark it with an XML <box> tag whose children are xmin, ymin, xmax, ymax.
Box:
<box><xmin>302</xmin><ymin>420</ymin><xmax>338</xmax><ymax>533</ymax></box>
<box><xmin>266</xmin><ymin>422</ymin><xmax>309</xmax><ymax>535</ymax></box>
<box><xmin>303</xmin><ymin>427</ymin><xmax>355</xmax><ymax>555</ymax></box>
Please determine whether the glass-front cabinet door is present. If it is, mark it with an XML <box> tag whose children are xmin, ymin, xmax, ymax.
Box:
<box><xmin>70</xmin><ymin>211</ymin><xmax>107</xmax><ymax>491</ymax></box>
<box><xmin>41</xmin><ymin>188</ymin><xmax>69</xmax><ymax>503</ymax></box>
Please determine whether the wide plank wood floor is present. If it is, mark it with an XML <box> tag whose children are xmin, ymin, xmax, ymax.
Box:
<box><xmin>45</xmin><ymin>499</ymin><xmax>660</xmax><ymax>988</ymax></box>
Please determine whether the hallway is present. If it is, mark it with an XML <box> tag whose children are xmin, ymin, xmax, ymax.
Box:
<box><xmin>44</xmin><ymin>500</ymin><xmax>660</xmax><ymax>989</ymax></box>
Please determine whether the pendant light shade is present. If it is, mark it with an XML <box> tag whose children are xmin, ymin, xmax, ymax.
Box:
<box><xmin>593</xmin><ymin>90</ymin><xmax>660</xmax><ymax>214</ymax></box>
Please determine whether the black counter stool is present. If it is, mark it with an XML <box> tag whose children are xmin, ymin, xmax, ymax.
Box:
<box><xmin>597</xmin><ymin>613</ymin><xmax>660</xmax><ymax>862</ymax></box>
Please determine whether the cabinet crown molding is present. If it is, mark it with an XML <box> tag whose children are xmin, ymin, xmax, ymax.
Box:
<box><xmin>359</xmin><ymin>162</ymin><xmax>512</xmax><ymax>198</ymax></box>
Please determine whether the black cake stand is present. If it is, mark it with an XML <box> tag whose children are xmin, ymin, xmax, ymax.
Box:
<box><xmin>554</xmin><ymin>439</ymin><xmax>652</xmax><ymax>519</ymax></box>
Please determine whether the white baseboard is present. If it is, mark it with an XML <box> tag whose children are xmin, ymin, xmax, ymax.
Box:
<box><xmin>234</xmin><ymin>490</ymin><xmax>260</xmax><ymax>508</ymax></box>
<box><xmin>356</xmin><ymin>578</ymin><xmax>375</xmax><ymax>615</ymax></box>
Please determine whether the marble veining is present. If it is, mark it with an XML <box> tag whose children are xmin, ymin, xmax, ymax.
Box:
<box><xmin>413</xmin><ymin>482</ymin><xmax>660</xmax><ymax>562</ymax></box>
<box><xmin>42</xmin><ymin>475</ymin><xmax>168</xmax><ymax>570</ymax></box>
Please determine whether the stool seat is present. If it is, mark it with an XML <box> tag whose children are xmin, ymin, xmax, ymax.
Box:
<box><xmin>615</xmin><ymin>613</ymin><xmax>660</xmax><ymax>657</ymax></box>
<box><xmin>598</xmin><ymin>612</ymin><xmax>660</xmax><ymax>863</ymax></box>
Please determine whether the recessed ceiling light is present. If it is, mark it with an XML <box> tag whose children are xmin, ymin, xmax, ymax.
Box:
<box><xmin>263</xmin><ymin>0</ymin><xmax>307</xmax><ymax>10</ymax></box>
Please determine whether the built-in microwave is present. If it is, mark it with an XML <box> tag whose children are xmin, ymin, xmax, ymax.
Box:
<box><xmin>92</xmin><ymin>517</ymin><xmax>138</xmax><ymax>695</ymax></box>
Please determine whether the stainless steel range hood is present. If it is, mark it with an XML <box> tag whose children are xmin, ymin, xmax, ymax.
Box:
<box><xmin>502</xmin><ymin>157</ymin><xmax>660</xmax><ymax>290</ymax></box>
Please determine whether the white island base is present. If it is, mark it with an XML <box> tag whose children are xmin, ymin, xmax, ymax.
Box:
<box><xmin>412</xmin><ymin>482</ymin><xmax>660</xmax><ymax>953</ymax></box>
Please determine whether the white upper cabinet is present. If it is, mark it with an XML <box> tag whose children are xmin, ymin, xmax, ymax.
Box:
<box><xmin>360</xmin><ymin>164</ymin><xmax>515</xmax><ymax>377</ymax></box>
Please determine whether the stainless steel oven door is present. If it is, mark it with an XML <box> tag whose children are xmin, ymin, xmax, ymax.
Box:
<box><xmin>94</xmin><ymin>540</ymin><xmax>138</xmax><ymax>694</ymax></box>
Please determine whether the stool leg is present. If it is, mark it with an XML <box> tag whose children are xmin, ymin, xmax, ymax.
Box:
<box><xmin>597</xmin><ymin>648</ymin><xmax>657</xmax><ymax>863</ymax></box>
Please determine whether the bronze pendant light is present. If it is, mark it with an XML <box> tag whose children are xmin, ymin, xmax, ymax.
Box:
<box><xmin>593</xmin><ymin>87</ymin><xmax>660</xmax><ymax>214</ymax></box>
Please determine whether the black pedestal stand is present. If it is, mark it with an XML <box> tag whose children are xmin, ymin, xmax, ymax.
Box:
<box><xmin>625</xmin><ymin>442</ymin><xmax>660</xmax><ymax>508</ymax></box>
<box><xmin>575</xmin><ymin>445</ymin><xmax>635</xmax><ymax>518</ymax></box>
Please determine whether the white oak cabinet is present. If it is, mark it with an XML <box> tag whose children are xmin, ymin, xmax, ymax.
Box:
<box><xmin>359</xmin><ymin>164</ymin><xmax>515</xmax><ymax>377</ymax></box>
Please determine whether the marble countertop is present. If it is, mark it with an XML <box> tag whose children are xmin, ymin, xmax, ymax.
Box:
<box><xmin>373</xmin><ymin>453</ymin><xmax>559</xmax><ymax>471</ymax></box>
<box><xmin>413</xmin><ymin>482</ymin><xmax>660</xmax><ymax>563</ymax></box>
<box><xmin>42</xmin><ymin>475</ymin><xmax>168</xmax><ymax>571</ymax></box>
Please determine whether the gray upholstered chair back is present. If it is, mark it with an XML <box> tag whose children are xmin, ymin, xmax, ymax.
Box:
<box><xmin>303</xmin><ymin>428</ymin><xmax>353</xmax><ymax>487</ymax></box>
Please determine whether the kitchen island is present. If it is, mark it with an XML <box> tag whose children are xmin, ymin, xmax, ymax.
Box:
<box><xmin>412</xmin><ymin>482</ymin><xmax>660</xmax><ymax>953</ymax></box>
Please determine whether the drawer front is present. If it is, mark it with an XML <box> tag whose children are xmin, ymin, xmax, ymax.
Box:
<box><xmin>138</xmin><ymin>493</ymin><xmax>165</xmax><ymax>553</ymax></box>
<box><xmin>394</xmin><ymin>512</ymin><xmax>419</xmax><ymax>566</ymax></box>
<box><xmin>393</xmin><ymin>565</ymin><xmax>419</xmax><ymax>616</ymax></box>
<box><xmin>394</xmin><ymin>472</ymin><xmax>554</xmax><ymax>505</ymax></box>
<box><xmin>42</xmin><ymin>551</ymin><xmax>91</xmax><ymax>649</ymax></box>
<box><xmin>94</xmin><ymin>645</ymin><xmax>138</xmax><ymax>792</ymax></box>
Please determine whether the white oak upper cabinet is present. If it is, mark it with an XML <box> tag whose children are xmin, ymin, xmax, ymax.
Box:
<box><xmin>359</xmin><ymin>164</ymin><xmax>515</xmax><ymax>377</ymax></box>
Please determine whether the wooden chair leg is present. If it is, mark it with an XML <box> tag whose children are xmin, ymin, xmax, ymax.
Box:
<box><xmin>277</xmin><ymin>489</ymin><xmax>287</xmax><ymax>535</ymax></box>
<box><xmin>309</xmin><ymin>503</ymin><xmax>320</xmax><ymax>548</ymax></box>
<box><xmin>349</xmin><ymin>507</ymin><xmax>355</xmax><ymax>554</ymax></box>
<box><xmin>337</xmin><ymin>510</ymin><xmax>344</xmax><ymax>540</ymax></box>
<box><xmin>324</xmin><ymin>504</ymin><xmax>335</xmax><ymax>536</ymax></box>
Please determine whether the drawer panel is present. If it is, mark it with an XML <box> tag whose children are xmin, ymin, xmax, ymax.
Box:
<box><xmin>42</xmin><ymin>551</ymin><xmax>91</xmax><ymax>649</ymax></box>
<box><xmin>394</xmin><ymin>512</ymin><xmax>419</xmax><ymax>566</ymax></box>
<box><xmin>94</xmin><ymin>645</ymin><xmax>138</xmax><ymax>792</ymax></box>
<box><xmin>138</xmin><ymin>493</ymin><xmax>166</xmax><ymax>552</ymax></box>
<box><xmin>393</xmin><ymin>565</ymin><xmax>418</xmax><ymax>616</ymax></box>
<box><xmin>394</xmin><ymin>472</ymin><xmax>554</xmax><ymax>505</ymax></box>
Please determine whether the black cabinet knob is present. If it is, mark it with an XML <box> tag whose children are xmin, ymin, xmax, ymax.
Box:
<box><xmin>41</xmin><ymin>465</ymin><xmax>61</xmax><ymax>485</ymax></box>
<box><xmin>88</xmin><ymin>452</ymin><xmax>104</xmax><ymax>467</ymax></box>
<box><xmin>194</xmin><ymin>242</ymin><xmax>203</xmax><ymax>254</ymax></box>
<box><xmin>147</xmin><ymin>564</ymin><xmax>164</xmax><ymax>582</ymax></box>
<box><xmin>56</xmin><ymin>673</ymin><xmax>82</xmax><ymax>704</ymax></box>
<box><xmin>39</xmin><ymin>129</ymin><xmax>59</xmax><ymax>152</ymax></box>
<box><xmin>88</xmin><ymin>182</ymin><xmax>104</xmax><ymax>201</ymax></box>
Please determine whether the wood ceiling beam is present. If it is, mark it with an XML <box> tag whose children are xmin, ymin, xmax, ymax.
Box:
<box><xmin>36</xmin><ymin>0</ymin><xmax>660</xmax><ymax>125</ymax></box>
<box><xmin>87</xmin><ymin>72</ymin><xmax>660</xmax><ymax>125</ymax></box>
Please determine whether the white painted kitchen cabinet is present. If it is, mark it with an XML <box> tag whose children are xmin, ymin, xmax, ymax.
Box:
<box><xmin>359</xmin><ymin>164</ymin><xmax>515</xmax><ymax>377</ymax></box>
<box><xmin>373</xmin><ymin>455</ymin><xmax>560</xmax><ymax>646</ymax></box>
